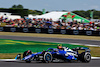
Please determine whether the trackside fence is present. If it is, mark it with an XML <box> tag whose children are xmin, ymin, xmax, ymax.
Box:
<box><xmin>0</xmin><ymin>27</ymin><xmax>100</xmax><ymax>36</ymax></box>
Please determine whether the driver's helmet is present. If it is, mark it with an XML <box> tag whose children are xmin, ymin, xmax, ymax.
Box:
<box><xmin>57</xmin><ymin>46</ymin><xmax>63</xmax><ymax>49</ymax></box>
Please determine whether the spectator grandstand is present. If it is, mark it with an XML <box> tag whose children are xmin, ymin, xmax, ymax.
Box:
<box><xmin>0</xmin><ymin>16</ymin><xmax>100</xmax><ymax>31</ymax></box>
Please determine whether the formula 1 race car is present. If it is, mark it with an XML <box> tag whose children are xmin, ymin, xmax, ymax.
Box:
<box><xmin>15</xmin><ymin>46</ymin><xmax>91</xmax><ymax>63</ymax></box>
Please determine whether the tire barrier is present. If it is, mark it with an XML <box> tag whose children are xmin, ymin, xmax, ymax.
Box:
<box><xmin>86</xmin><ymin>31</ymin><xmax>92</xmax><ymax>36</ymax></box>
<box><xmin>0</xmin><ymin>27</ymin><xmax>100</xmax><ymax>36</ymax></box>
<box><xmin>35</xmin><ymin>29</ymin><xmax>41</xmax><ymax>33</ymax></box>
<box><xmin>48</xmin><ymin>29</ymin><xmax>53</xmax><ymax>34</ymax></box>
<box><xmin>23</xmin><ymin>28</ymin><xmax>29</xmax><ymax>33</ymax></box>
<box><xmin>73</xmin><ymin>30</ymin><xmax>79</xmax><ymax>35</ymax></box>
<box><xmin>10</xmin><ymin>28</ymin><xmax>16</xmax><ymax>32</ymax></box>
<box><xmin>61</xmin><ymin>30</ymin><xmax>66</xmax><ymax>34</ymax></box>
<box><xmin>0</xmin><ymin>27</ymin><xmax>3</xmax><ymax>31</ymax></box>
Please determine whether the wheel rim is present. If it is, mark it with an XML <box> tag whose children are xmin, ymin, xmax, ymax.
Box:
<box><xmin>86</xmin><ymin>54</ymin><xmax>91</xmax><ymax>61</ymax></box>
<box><xmin>45</xmin><ymin>53</ymin><xmax>51</xmax><ymax>61</ymax></box>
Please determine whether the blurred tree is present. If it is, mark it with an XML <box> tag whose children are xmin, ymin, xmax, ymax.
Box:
<box><xmin>17</xmin><ymin>4</ymin><xmax>23</xmax><ymax>9</ymax></box>
<box><xmin>72</xmin><ymin>9</ymin><xmax>100</xmax><ymax>19</ymax></box>
<box><xmin>11</xmin><ymin>5</ymin><xmax>17</xmax><ymax>8</ymax></box>
<box><xmin>94</xmin><ymin>16</ymin><xmax>99</xmax><ymax>19</ymax></box>
<box><xmin>29</xmin><ymin>10</ymin><xmax>42</xmax><ymax>15</ymax></box>
<box><xmin>62</xmin><ymin>10</ymin><xmax>68</xmax><ymax>12</ymax></box>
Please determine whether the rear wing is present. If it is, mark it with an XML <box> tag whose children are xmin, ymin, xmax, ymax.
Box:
<box><xmin>72</xmin><ymin>47</ymin><xmax>90</xmax><ymax>52</ymax></box>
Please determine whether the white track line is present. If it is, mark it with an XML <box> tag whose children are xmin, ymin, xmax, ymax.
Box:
<box><xmin>0</xmin><ymin>57</ymin><xmax>100</xmax><ymax>62</ymax></box>
<box><xmin>91</xmin><ymin>57</ymin><xmax>100</xmax><ymax>60</ymax></box>
<box><xmin>43</xmin><ymin>41</ymin><xmax>100</xmax><ymax>47</ymax></box>
<box><xmin>0</xmin><ymin>59</ymin><xmax>18</xmax><ymax>61</ymax></box>
<box><xmin>69</xmin><ymin>43</ymin><xmax>100</xmax><ymax>47</ymax></box>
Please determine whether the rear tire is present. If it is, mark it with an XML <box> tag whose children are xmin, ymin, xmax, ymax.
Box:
<box><xmin>80</xmin><ymin>52</ymin><xmax>91</xmax><ymax>63</ymax></box>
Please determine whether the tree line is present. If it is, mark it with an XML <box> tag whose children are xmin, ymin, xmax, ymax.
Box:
<box><xmin>72</xmin><ymin>9</ymin><xmax>100</xmax><ymax>19</ymax></box>
<box><xmin>0</xmin><ymin>4</ymin><xmax>100</xmax><ymax>19</ymax></box>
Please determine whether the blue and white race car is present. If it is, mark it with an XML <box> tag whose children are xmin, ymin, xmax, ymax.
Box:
<box><xmin>15</xmin><ymin>46</ymin><xmax>91</xmax><ymax>63</ymax></box>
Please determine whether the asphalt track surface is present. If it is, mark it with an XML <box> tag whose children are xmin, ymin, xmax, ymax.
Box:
<box><xmin>0</xmin><ymin>35</ymin><xmax>100</xmax><ymax>67</ymax></box>
<box><xmin>0</xmin><ymin>60</ymin><xmax>100</xmax><ymax>67</ymax></box>
<box><xmin>0</xmin><ymin>35</ymin><xmax>100</xmax><ymax>46</ymax></box>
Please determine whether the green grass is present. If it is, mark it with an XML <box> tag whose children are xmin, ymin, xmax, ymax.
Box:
<box><xmin>0</xmin><ymin>39</ymin><xmax>100</xmax><ymax>59</ymax></box>
<box><xmin>0</xmin><ymin>39</ymin><xmax>84</xmax><ymax>53</ymax></box>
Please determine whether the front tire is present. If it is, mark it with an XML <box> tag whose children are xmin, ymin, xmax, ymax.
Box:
<box><xmin>25</xmin><ymin>59</ymin><xmax>31</xmax><ymax>63</ymax></box>
<box><xmin>42</xmin><ymin>52</ymin><xmax>53</xmax><ymax>63</ymax></box>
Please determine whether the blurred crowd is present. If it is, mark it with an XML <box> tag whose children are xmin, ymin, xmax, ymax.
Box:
<box><xmin>0</xmin><ymin>17</ymin><xmax>100</xmax><ymax>31</ymax></box>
